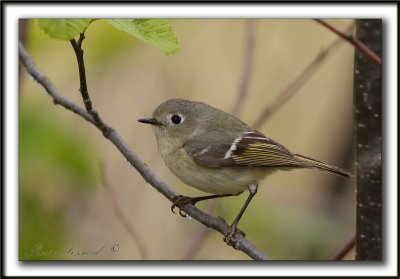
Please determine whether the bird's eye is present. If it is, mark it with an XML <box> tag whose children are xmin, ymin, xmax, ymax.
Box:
<box><xmin>171</xmin><ymin>114</ymin><xmax>182</xmax><ymax>124</ymax></box>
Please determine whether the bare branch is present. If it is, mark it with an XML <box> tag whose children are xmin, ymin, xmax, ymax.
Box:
<box><xmin>70</xmin><ymin>35</ymin><xmax>91</xmax><ymax>111</ymax></box>
<box><xmin>18</xmin><ymin>42</ymin><xmax>270</xmax><ymax>261</ymax></box>
<box><xmin>329</xmin><ymin>235</ymin><xmax>355</xmax><ymax>260</ymax></box>
<box><xmin>70</xmin><ymin>34</ymin><xmax>108</xmax><ymax>133</ymax></box>
<box><xmin>250</xmin><ymin>22</ymin><xmax>356</xmax><ymax>260</ymax></box>
<box><xmin>232</xmin><ymin>19</ymin><xmax>257</xmax><ymax>117</ymax></box>
<box><xmin>252</xmin><ymin>22</ymin><xmax>355</xmax><ymax>129</ymax></box>
<box><xmin>100</xmin><ymin>163</ymin><xmax>147</xmax><ymax>259</ymax></box>
<box><xmin>314</xmin><ymin>19</ymin><xmax>381</xmax><ymax>66</ymax></box>
<box><xmin>19</xmin><ymin>42</ymin><xmax>94</xmax><ymax>124</ymax></box>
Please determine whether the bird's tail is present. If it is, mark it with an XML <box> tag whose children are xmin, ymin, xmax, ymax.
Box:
<box><xmin>294</xmin><ymin>154</ymin><xmax>353</xmax><ymax>178</ymax></box>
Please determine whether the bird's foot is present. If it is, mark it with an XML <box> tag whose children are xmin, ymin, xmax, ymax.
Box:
<box><xmin>223</xmin><ymin>224</ymin><xmax>246</xmax><ymax>249</ymax></box>
<box><xmin>171</xmin><ymin>195</ymin><xmax>195</xmax><ymax>217</ymax></box>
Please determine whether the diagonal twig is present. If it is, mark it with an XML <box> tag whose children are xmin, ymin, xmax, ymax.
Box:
<box><xmin>250</xmin><ymin>21</ymin><xmax>356</xmax><ymax>260</ymax></box>
<box><xmin>19</xmin><ymin>41</ymin><xmax>270</xmax><ymax>261</ymax></box>
<box><xmin>70</xmin><ymin>34</ymin><xmax>108</xmax><ymax>133</ymax></box>
<box><xmin>100</xmin><ymin>162</ymin><xmax>147</xmax><ymax>259</ymax></box>
<box><xmin>329</xmin><ymin>235</ymin><xmax>356</xmax><ymax>260</ymax></box>
<box><xmin>252</xmin><ymin>21</ymin><xmax>355</xmax><ymax>129</ymax></box>
<box><xmin>314</xmin><ymin>19</ymin><xmax>381</xmax><ymax>66</ymax></box>
<box><xmin>232</xmin><ymin>19</ymin><xmax>257</xmax><ymax>117</ymax></box>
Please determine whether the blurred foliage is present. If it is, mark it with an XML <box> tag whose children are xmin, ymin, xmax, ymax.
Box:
<box><xmin>19</xmin><ymin>103</ymin><xmax>99</xmax><ymax>259</ymax></box>
<box><xmin>216</xmin><ymin>191</ymin><xmax>347</xmax><ymax>260</ymax></box>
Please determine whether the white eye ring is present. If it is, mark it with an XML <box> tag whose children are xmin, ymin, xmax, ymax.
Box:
<box><xmin>169</xmin><ymin>113</ymin><xmax>184</xmax><ymax>125</ymax></box>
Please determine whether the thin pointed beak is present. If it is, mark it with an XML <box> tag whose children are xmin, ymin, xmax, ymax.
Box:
<box><xmin>138</xmin><ymin>117</ymin><xmax>163</xmax><ymax>126</ymax></box>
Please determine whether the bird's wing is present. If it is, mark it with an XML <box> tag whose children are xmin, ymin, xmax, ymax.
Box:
<box><xmin>183</xmin><ymin>131</ymin><xmax>307</xmax><ymax>168</ymax></box>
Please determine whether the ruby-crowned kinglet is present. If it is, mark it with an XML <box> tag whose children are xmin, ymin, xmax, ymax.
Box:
<box><xmin>139</xmin><ymin>98</ymin><xmax>352</xmax><ymax>245</ymax></box>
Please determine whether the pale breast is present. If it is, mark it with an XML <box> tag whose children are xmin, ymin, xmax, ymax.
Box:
<box><xmin>163</xmin><ymin>148</ymin><xmax>272</xmax><ymax>194</ymax></box>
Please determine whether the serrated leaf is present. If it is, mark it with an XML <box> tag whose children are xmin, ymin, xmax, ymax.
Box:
<box><xmin>105</xmin><ymin>19</ymin><xmax>179</xmax><ymax>55</ymax></box>
<box><xmin>38</xmin><ymin>19</ymin><xmax>92</xmax><ymax>40</ymax></box>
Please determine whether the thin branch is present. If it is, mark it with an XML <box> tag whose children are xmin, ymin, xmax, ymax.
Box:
<box><xmin>100</xmin><ymin>163</ymin><xmax>147</xmax><ymax>259</ymax></box>
<box><xmin>314</xmin><ymin>19</ymin><xmax>381</xmax><ymax>66</ymax></box>
<box><xmin>252</xmin><ymin>22</ymin><xmax>355</xmax><ymax>129</ymax></box>
<box><xmin>70</xmin><ymin>34</ymin><xmax>108</xmax><ymax>133</ymax></box>
<box><xmin>329</xmin><ymin>235</ymin><xmax>355</xmax><ymax>260</ymax></box>
<box><xmin>19</xmin><ymin>43</ymin><xmax>94</xmax><ymax>124</ymax></box>
<box><xmin>70</xmin><ymin>35</ymin><xmax>92</xmax><ymax>111</ymax></box>
<box><xmin>250</xmin><ymin>22</ymin><xmax>357</xmax><ymax>260</ymax></box>
<box><xmin>18</xmin><ymin>19</ymin><xmax>28</xmax><ymax>81</ymax></box>
<box><xmin>18</xmin><ymin>42</ymin><xmax>270</xmax><ymax>261</ymax></box>
<box><xmin>232</xmin><ymin>19</ymin><xmax>257</xmax><ymax>117</ymax></box>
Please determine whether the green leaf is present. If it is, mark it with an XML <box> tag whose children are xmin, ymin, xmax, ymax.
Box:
<box><xmin>38</xmin><ymin>19</ymin><xmax>92</xmax><ymax>40</ymax></box>
<box><xmin>105</xmin><ymin>19</ymin><xmax>179</xmax><ymax>55</ymax></box>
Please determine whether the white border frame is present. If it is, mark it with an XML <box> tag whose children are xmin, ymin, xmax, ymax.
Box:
<box><xmin>4</xmin><ymin>3</ymin><xmax>398</xmax><ymax>277</ymax></box>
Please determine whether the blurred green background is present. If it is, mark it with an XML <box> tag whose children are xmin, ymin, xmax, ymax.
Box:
<box><xmin>19</xmin><ymin>19</ymin><xmax>355</xmax><ymax>260</ymax></box>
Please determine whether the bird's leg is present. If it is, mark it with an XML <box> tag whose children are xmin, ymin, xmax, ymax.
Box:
<box><xmin>171</xmin><ymin>193</ymin><xmax>239</xmax><ymax>217</ymax></box>
<box><xmin>224</xmin><ymin>183</ymin><xmax>258</xmax><ymax>248</ymax></box>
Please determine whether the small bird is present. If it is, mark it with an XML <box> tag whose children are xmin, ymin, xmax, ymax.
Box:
<box><xmin>138</xmin><ymin>98</ymin><xmax>352</xmax><ymax>246</ymax></box>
